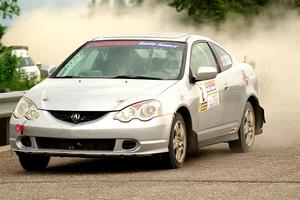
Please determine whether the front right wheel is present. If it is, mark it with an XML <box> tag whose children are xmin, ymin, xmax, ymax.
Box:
<box><xmin>229</xmin><ymin>102</ymin><xmax>256</xmax><ymax>153</ymax></box>
<box><xmin>162</xmin><ymin>113</ymin><xmax>187</xmax><ymax>169</ymax></box>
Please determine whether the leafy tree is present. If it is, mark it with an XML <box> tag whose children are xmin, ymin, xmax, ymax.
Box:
<box><xmin>0</xmin><ymin>0</ymin><xmax>37</xmax><ymax>92</ymax></box>
<box><xmin>0</xmin><ymin>0</ymin><xmax>20</xmax><ymax>39</ymax></box>
<box><xmin>168</xmin><ymin>0</ymin><xmax>300</xmax><ymax>24</ymax></box>
<box><xmin>0</xmin><ymin>0</ymin><xmax>20</xmax><ymax>19</ymax></box>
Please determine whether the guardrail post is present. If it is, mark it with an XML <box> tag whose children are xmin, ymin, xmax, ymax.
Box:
<box><xmin>0</xmin><ymin>117</ymin><xmax>9</xmax><ymax>145</ymax></box>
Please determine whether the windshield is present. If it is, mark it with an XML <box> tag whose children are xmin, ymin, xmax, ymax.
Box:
<box><xmin>18</xmin><ymin>57</ymin><xmax>34</xmax><ymax>67</ymax></box>
<box><xmin>54</xmin><ymin>40</ymin><xmax>186</xmax><ymax>80</ymax></box>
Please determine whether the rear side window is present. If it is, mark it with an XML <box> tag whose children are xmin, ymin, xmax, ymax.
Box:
<box><xmin>211</xmin><ymin>43</ymin><xmax>232</xmax><ymax>71</ymax></box>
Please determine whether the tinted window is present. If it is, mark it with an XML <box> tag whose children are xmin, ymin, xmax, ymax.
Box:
<box><xmin>190</xmin><ymin>42</ymin><xmax>218</xmax><ymax>76</ymax></box>
<box><xmin>55</xmin><ymin>41</ymin><xmax>186</xmax><ymax>80</ymax></box>
<box><xmin>211</xmin><ymin>43</ymin><xmax>232</xmax><ymax>71</ymax></box>
<box><xmin>18</xmin><ymin>57</ymin><xmax>34</xmax><ymax>67</ymax></box>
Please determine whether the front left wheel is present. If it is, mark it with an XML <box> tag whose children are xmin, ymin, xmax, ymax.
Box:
<box><xmin>18</xmin><ymin>153</ymin><xmax>50</xmax><ymax>171</ymax></box>
<box><xmin>162</xmin><ymin>113</ymin><xmax>187</xmax><ymax>169</ymax></box>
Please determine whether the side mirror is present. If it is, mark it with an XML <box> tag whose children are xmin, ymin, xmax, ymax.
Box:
<box><xmin>36</xmin><ymin>62</ymin><xmax>42</xmax><ymax>69</ymax></box>
<box><xmin>40</xmin><ymin>65</ymin><xmax>57</xmax><ymax>78</ymax></box>
<box><xmin>48</xmin><ymin>66</ymin><xmax>57</xmax><ymax>75</ymax></box>
<box><xmin>195</xmin><ymin>67</ymin><xmax>218</xmax><ymax>81</ymax></box>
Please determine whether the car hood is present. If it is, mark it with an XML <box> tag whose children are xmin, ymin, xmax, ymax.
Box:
<box><xmin>25</xmin><ymin>78</ymin><xmax>177</xmax><ymax>111</ymax></box>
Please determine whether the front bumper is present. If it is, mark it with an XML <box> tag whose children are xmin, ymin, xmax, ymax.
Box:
<box><xmin>10</xmin><ymin>110</ymin><xmax>174</xmax><ymax>157</ymax></box>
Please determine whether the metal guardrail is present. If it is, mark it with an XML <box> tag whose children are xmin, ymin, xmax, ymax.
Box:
<box><xmin>0</xmin><ymin>91</ymin><xmax>25</xmax><ymax>146</ymax></box>
<box><xmin>0</xmin><ymin>91</ymin><xmax>25</xmax><ymax>118</ymax></box>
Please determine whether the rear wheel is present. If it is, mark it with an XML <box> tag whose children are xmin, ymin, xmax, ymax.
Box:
<box><xmin>162</xmin><ymin>113</ymin><xmax>187</xmax><ymax>169</ymax></box>
<box><xmin>229</xmin><ymin>102</ymin><xmax>255</xmax><ymax>153</ymax></box>
<box><xmin>18</xmin><ymin>153</ymin><xmax>50</xmax><ymax>171</ymax></box>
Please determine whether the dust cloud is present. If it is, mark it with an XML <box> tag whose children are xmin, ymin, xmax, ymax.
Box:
<box><xmin>2</xmin><ymin>3</ymin><xmax>300</xmax><ymax>120</ymax></box>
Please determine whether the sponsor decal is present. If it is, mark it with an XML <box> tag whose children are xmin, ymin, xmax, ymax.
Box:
<box><xmin>85</xmin><ymin>41</ymin><xmax>184</xmax><ymax>49</ymax></box>
<box><xmin>196</xmin><ymin>80</ymin><xmax>219</xmax><ymax>112</ymax></box>
<box><xmin>85</xmin><ymin>41</ymin><xmax>138</xmax><ymax>48</ymax></box>
<box><xmin>199</xmin><ymin>102</ymin><xmax>208</xmax><ymax>111</ymax></box>
<box><xmin>229</xmin><ymin>127</ymin><xmax>238</xmax><ymax>134</ymax></box>
<box><xmin>198</xmin><ymin>84</ymin><xmax>208</xmax><ymax>111</ymax></box>
<box><xmin>137</xmin><ymin>41</ymin><xmax>180</xmax><ymax>49</ymax></box>
<box><xmin>241</xmin><ymin>70</ymin><xmax>249</xmax><ymax>86</ymax></box>
<box><xmin>208</xmin><ymin>92</ymin><xmax>219</xmax><ymax>108</ymax></box>
<box><xmin>204</xmin><ymin>80</ymin><xmax>217</xmax><ymax>93</ymax></box>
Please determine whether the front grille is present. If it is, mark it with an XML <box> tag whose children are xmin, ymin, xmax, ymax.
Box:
<box><xmin>49</xmin><ymin>110</ymin><xmax>108</xmax><ymax>124</ymax></box>
<box><xmin>36</xmin><ymin>137</ymin><xmax>115</xmax><ymax>151</ymax></box>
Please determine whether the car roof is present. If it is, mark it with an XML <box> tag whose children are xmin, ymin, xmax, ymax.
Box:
<box><xmin>92</xmin><ymin>33</ymin><xmax>211</xmax><ymax>43</ymax></box>
<box><xmin>11</xmin><ymin>49</ymin><xmax>30</xmax><ymax>57</ymax></box>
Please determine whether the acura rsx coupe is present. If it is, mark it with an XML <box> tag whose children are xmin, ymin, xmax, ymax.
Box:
<box><xmin>10</xmin><ymin>34</ymin><xmax>265</xmax><ymax>170</ymax></box>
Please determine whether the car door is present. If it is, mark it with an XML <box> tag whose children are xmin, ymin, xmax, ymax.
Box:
<box><xmin>190</xmin><ymin>42</ymin><xmax>229</xmax><ymax>141</ymax></box>
<box><xmin>210</xmin><ymin>42</ymin><xmax>243</xmax><ymax>130</ymax></box>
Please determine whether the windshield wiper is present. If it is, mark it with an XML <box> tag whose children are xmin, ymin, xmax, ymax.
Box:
<box><xmin>112</xmin><ymin>75</ymin><xmax>164</xmax><ymax>80</ymax></box>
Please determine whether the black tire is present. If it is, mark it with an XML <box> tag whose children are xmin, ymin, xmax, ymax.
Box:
<box><xmin>162</xmin><ymin>113</ymin><xmax>187</xmax><ymax>169</ymax></box>
<box><xmin>18</xmin><ymin>153</ymin><xmax>50</xmax><ymax>171</ymax></box>
<box><xmin>229</xmin><ymin>102</ymin><xmax>256</xmax><ymax>153</ymax></box>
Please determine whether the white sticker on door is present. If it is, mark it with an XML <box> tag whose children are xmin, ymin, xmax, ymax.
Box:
<box><xmin>196</xmin><ymin>80</ymin><xmax>219</xmax><ymax>112</ymax></box>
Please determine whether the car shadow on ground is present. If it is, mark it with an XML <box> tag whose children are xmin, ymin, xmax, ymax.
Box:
<box><xmin>24</xmin><ymin>144</ymin><xmax>232</xmax><ymax>174</ymax></box>
<box><xmin>47</xmin><ymin>156</ymin><xmax>166</xmax><ymax>173</ymax></box>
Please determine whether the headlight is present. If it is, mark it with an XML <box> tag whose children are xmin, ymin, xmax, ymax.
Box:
<box><xmin>13</xmin><ymin>97</ymin><xmax>39</xmax><ymax>120</ymax></box>
<box><xmin>114</xmin><ymin>100</ymin><xmax>162</xmax><ymax>122</ymax></box>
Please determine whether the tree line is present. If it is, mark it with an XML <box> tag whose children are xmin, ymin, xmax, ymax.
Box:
<box><xmin>168</xmin><ymin>0</ymin><xmax>300</xmax><ymax>23</ymax></box>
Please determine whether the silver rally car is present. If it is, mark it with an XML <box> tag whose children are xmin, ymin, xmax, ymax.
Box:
<box><xmin>10</xmin><ymin>34</ymin><xmax>265</xmax><ymax>170</ymax></box>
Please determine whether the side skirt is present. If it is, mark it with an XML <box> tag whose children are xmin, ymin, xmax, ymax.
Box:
<box><xmin>197</xmin><ymin>133</ymin><xmax>238</xmax><ymax>149</ymax></box>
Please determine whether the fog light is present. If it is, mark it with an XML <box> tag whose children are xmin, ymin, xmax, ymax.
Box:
<box><xmin>122</xmin><ymin>140</ymin><xmax>137</xmax><ymax>150</ymax></box>
<box><xmin>21</xmin><ymin>136</ymin><xmax>31</xmax><ymax>147</ymax></box>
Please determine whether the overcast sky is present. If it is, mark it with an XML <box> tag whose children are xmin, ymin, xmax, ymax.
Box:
<box><xmin>3</xmin><ymin>0</ymin><xmax>90</xmax><ymax>26</ymax></box>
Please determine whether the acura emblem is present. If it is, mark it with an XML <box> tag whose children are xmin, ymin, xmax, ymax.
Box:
<box><xmin>71</xmin><ymin>113</ymin><xmax>81</xmax><ymax>123</ymax></box>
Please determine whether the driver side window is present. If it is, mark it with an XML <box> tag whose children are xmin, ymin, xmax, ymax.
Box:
<box><xmin>190</xmin><ymin>42</ymin><xmax>218</xmax><ymax>76</ymax></box>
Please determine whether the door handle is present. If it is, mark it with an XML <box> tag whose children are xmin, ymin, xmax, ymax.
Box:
<box><xmin>224</xmin><ymin>82</ymin><xmax>229</xmax><ymax>91</ymax></box>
